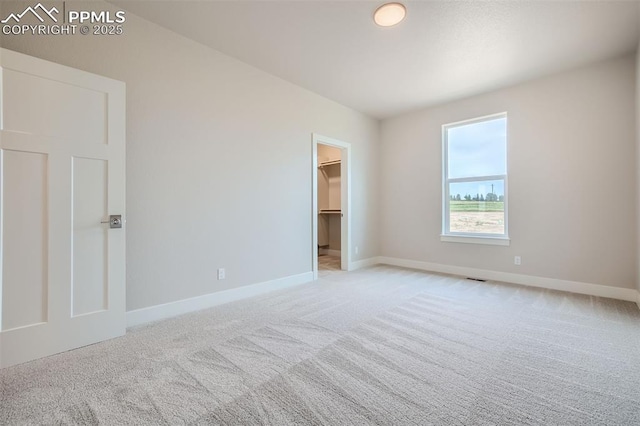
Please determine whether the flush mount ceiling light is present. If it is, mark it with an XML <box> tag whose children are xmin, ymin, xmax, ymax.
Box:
<box><xmin>374</xmin><ymin>3</ymin><xmax>406</xmax><ymax>27</ymax></box>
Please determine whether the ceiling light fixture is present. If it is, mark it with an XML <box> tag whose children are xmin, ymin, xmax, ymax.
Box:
<box><xmin>374</xmin><ymin>3</ymin><xmax>406</xmax><ymax>27</ymax></box>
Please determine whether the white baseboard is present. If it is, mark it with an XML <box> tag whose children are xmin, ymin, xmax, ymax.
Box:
<box><xmin>126</xmin><ymin>259</ymin><xmax>640</xmax><ymax>327</ymax></box>
<box><xmin>349</xmin><ymin>257</ymin><xmax>379</xmax><ymax>271</ymax></box>
<box><xmin>319</xmin><ymin>249</ymin><xmax>341</xmax><ymax>257</ymax></box>
<box><xmin>126</xmin><ymin>271</ymin><xmax>314</xmax><ymax>328</ymax></box>
<box><xmin>377</xmin><ymin>256</ymin><xmax>639</xmax><ymax>303</ymax></box>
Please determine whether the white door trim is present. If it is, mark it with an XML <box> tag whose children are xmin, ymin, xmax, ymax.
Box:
<box><xmin>312</xmin><ymin>133</ymin><xmax>351</xmax><ymax>279</ymax></box>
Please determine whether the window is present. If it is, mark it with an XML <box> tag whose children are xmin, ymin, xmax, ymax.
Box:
<box><xmin>442</xmin><ymin>113</ymin><xmax>508</xmax><ymax>245</ymax></box>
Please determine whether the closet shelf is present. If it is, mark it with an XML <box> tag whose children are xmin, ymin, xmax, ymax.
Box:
<box><xmin>319</xmin><ymin>209</ymin><xmax>341</xmax><ymax>215</ymax></box>
<box><xmin>318</xmin><ymin>159</ymin><xmax>341</xmax><ymax>168</ymax></box>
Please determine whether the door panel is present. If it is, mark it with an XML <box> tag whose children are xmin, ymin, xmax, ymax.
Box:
<box><xmin>0</xmin><ymin>48</ymin><xmax>126</xmax><ymax>368</ymax></box>
<box><xmin>1</xmin><ymin>150</ymin><xmax>48</xmax><ymax>331</ymax></box>
<box><xmin>72</xmin><ymin>157</ymin><xmax>108</xmax><ymax>317</ymax></box>
<box><xmin>2</xmin><ymin>68</ymin><xmax>107</xmax><ymax>143</ymax></box>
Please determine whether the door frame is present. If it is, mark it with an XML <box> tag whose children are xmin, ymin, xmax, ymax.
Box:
<box><xmin>312</xmin><ymin>133</ymin><xmax>351</xmax><ymax>279</ymax></box>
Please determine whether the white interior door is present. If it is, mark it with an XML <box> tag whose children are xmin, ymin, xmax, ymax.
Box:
<box><xmin>0</xmin><ymin>49</ymin><xmax>126</xmax><ymax>368</ymax></box>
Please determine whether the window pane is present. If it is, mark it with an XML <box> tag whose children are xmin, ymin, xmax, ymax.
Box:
<box><xmin>447</xmin><ymin>116</ymin><xmax>506</xmax><ymax>179</ymax></box>
<box><xmin>448</xmin><ymin>180</ymin><xmax>504</xmax><ymax>234</ymax></box>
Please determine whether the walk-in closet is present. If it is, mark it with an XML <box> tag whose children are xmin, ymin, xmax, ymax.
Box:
<box><xmin>317</xmin><ymin>144</ymin><xmax>342</xmax><ymax>273</ymax></box>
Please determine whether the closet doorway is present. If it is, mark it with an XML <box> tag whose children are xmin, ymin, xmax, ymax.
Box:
<box><xmin>312</xmin><ymin>134</ymin><xmax>351</xmax><ymax>279</ymax></box>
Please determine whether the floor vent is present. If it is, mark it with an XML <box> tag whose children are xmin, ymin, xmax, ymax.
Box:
<box><xmin>466</xmin><ymin>277</ymin><xmax>486</xmax><ymax>282</ymax></box>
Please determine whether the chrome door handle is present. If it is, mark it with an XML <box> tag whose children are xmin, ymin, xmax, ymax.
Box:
<box><xmin>101</xmin><ymin>215</ymin><xmax>123</xmax><ymax>229</ymax></box>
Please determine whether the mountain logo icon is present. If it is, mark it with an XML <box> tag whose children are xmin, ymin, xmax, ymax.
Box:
<box><xmin>1</xmin><ymin>3</ymin><xmax>59</xmax><ymax>24</ymax></box>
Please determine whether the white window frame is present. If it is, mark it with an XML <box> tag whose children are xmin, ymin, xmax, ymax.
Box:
<box><xmin>441</xmin><ymin>112</ymin><xmax>509</xmax><ymax>246</ymax></box>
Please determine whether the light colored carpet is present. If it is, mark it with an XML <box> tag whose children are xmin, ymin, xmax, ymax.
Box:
<box><xmin>2</xmin><ymin>265</ymin><xmax>640</xmax><ymax>425</ymax></box>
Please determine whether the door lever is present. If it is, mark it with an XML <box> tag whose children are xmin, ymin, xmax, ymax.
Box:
<box><xmin>101</xmin><ymin>215</ymin><xmax>123</xmax><ymax>229</ymax></box>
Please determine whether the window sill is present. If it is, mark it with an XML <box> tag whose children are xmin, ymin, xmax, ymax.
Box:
<box><xmin>440</xmin><ymin>234</ymin><xmax>510</xmax><ymax>246</ymax></box>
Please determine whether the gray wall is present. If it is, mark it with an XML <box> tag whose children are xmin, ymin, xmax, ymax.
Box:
<box><xmin>0</xmin><ymin>1</ymin><xmax>380</xmax><ymax>311</ymax></box>
<box><xmin>380</xmin><ymin>55</ymin><xmax>637</xmax><ymax>290</ymax></box>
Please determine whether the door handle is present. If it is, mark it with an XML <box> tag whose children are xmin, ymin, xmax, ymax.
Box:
<box><xmin>101</xmin><ymin>215</ymin><xmax>123</xmax><ymax>229</ymax></box>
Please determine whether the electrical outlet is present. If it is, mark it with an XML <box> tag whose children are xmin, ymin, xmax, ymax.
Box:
<box><xmin>514</xmin><ymin>256</ymin><xmax>521</xmax><ymax>266</ymax></box>
<box><xmin>355</xmin><ymin>246</ymin><xmax>359</xmax><ymax>255</ymax></box>
<box><xmin>217</xmin><ymin>268</ymin><xmax>225</xmax><ymax>280</ymax></box>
